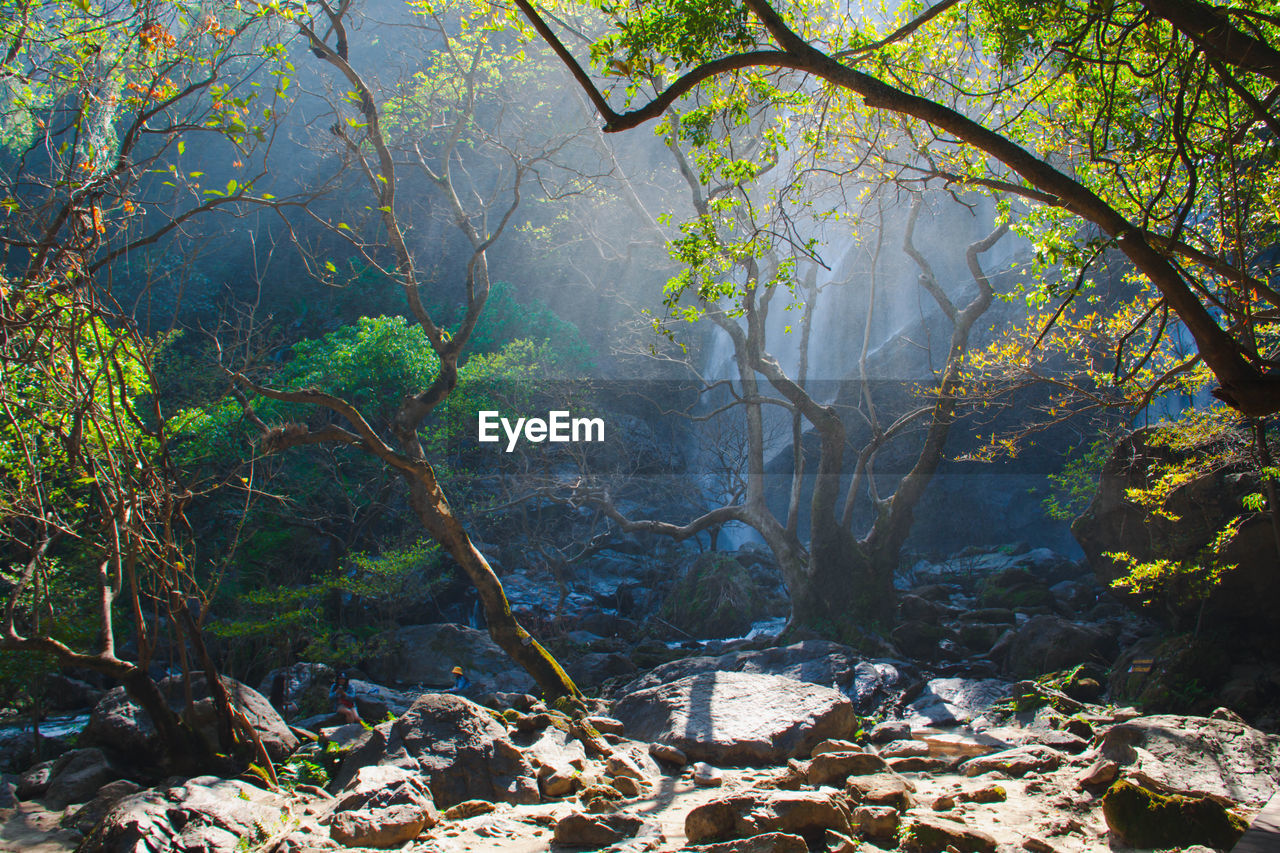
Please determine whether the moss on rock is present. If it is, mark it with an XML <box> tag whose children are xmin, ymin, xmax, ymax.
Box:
<box><xmin>659</xmin><ymin>553</ymin><xmax>773</xmax><ymax>639</ymax></box>
<box><xmin>1101</xmin><ymin>779</ymin><xmax>1247</xmax><ymax>849</ymax></box>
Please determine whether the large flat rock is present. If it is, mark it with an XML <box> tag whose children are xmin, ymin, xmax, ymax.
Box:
<box><xmin>611</xmin><ymin>671</ymin><xmax>857</xmax><ymax>765</ymax></box>
<box><xmin>1099</xmin><ymin>714</ymin><xmax>1280</xmax><ymax>806</ymax></box>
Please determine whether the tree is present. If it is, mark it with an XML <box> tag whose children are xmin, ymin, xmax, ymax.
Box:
<box><xmin>220</xmin><ymin>0</ymin><xmax>597</xmax><ymax>702</ymax></box>
<box><xmin>513</xmin><ymin>0</ymin><xmax>1280</xmax><ymax>418</ymax></box>
<box><xmin>564</xmin><ymin>82</ymin><xmax>1011</xmax><ymax>626</ymax></box>
<box><xmin>0</xmin><ymin>0</ymin><xmax>298</xmax><ymax>774</ymax></box>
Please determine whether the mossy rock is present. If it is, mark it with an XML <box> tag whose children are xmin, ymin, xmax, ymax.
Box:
<box><xmin>1109</xmin><ymin>634</ymin><xmax>1230</xmax><ymax>714</ymax></box>
<box><xmin>1101</xmin><ymin>779</ymin><xmax>1247</xmax><ymax>850</ymax></box>
<box><xmin>978</xmin><ymin>569</ymin><xmax>1054</xmax><ymax>611</ymax></box>
<box><xmin>658</xmin><ymin>553</ymin><xmax>776</xmax><ymax>639</ymax></box>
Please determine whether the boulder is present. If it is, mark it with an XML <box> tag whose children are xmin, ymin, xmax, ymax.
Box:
<box><xmin>367</xmin><ymin>622</ymin><xmax>532</xmax><ymax>693</ymax></box>
<box><xmin>846</xmin><ymin>661</ymin><xmax>910</xmax><ymax>715</ymax></box>
<box><xmin>0</xmin><ymin>728</ymin><xmax>71</xmax><ymax>774</ymax></box>
<box><xmin>615</xmin><ymin>641</ymin><xmax>892</xmax><ymax>701</ymax></box>
<box><xmin>1098</xmin><ymin>713</ymin><xmax>1280</xmax><ymax>806</ymax></box>
<box><xmin>692</xmin><ymin>763</ymin><xmax>724</xmax><ymax>787</ymax></box>
<box><xmin>1073</xmin><ymin>427</ymin><xmax>1280</xmax><ymax>652</ymax></box>
<box><xmin>77</xmin><ymin>776</ymin><xmax>289</xmax><ymax>852</ymax></box>
<box><xmin>853</xmin><ymin>805</ymin><xmax>899</xmax><ymax>841</ymax></box>
<box><xmin>81</xmin><ymin>676</ymin><xmax>298</xmax><ymax>769</ymax></box>
<box><xmin>43</xmin><ymin>673</ymin><xmax>105</xmax><ymax>712</ymax></box>
<box><xmin>658</xmin><ymin>553</ymin><xmax>785</xmax><ymax>639</ymax></box>
<box><xmin>962</xmin><ymin>745</ymin><xmax>1062</xmax><ymax>778</ymax></box>
<box><xmin>1101</xmin><ymin>779</ymin><xmax>1247</xmax><ymax>849</ymax></box>
<box><xmin>330</xmin><ymin>806</ymin><xmax>430</xmax><ymax>849</ymax></box>
<box><xmin>612</xmin><ymin>671</ymin><xmax>857</xmax><ymax>765</ymax></box>
<box><xmin>1001</xmin><ymin>616</ymin><xmax>1116</xmax><ymax>678</ymax></box>
<box><xmin>41</xmin><ymin>747</ymin><xmax>122</xmax><ymax>807</ymax></box>
<box><xmin>684</xmin><ymin>791</ymin><xmax>853</xmax><ymax>845</ymax></box>
<box><xmin>332</xmin><ymin>765</ymin><xmax>438</xmax><ymax>834</ymax></box>
<box><xmin>649</xmin><ymin>743</ymin><xmax>688</xmax><ymax>766</ymax></box>
<box><xmin>553</xmin><ymin>811</ymin><xmax>645</xmax><ymax>846</ymax></box>
<box><xmin>574</xmin><ymin>652</ymin><xmax>640</xmax><ymax>688</ymax></box>
<box><xmin>867</xmin><ymin>721</ymin><xmax>912</xmax><ymax>744</ymax></box>
<box><xmin>335</xmin><ymin>693</ymin><xmax>538</xmax><ymax>808</ymax></box>
<box><xmin>60</xmin><ymin>779</ymin><xmax>142</xmax><ymax>834</ymax></box>
<box><xmin>899</xmin><ymin>815</ymin><xmax>997</xmax><ymax>853</ymax></box>
<box><xmin>844</xmin><ymin>774</ymin><xmax>915</xmax><ymax>811</ymax></box>
<box><xmin>890</xmin><ymin>621</ymin><xmax>959</xmax><ymax>659</ymax></box>
<box><xmin>902</xmin><ymin>678</ymin><xmax>1012</xmax><ymax>727</ymax></box>
<box><xmin>680</xmin><ymin>833</ymin><xmax>808</xmax><ymax>853</ymax></box>
<box><xmin>806</xmin><ymin>752</ymin><xmax>888</xmax><ymax>786</ymax></box>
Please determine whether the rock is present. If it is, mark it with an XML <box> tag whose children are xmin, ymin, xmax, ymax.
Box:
<box><xmin>611</xmin><ymin>671</ymin><xmax>857</xmax><ymax>764</ymax></box>
<box><xmin>611</xmin><ymin>775</ymin><xmax>646</xmax><ymax>797</ymax></box>
<box><xmin>1021</xmin><ymin>837</ymin><xmax>1058</xmax><ymax>853</ymax></box>
<box><xmin>898</xmin><ymin>594</ymin><xmax>944</xmax><ymax>623</ymax></box>
<box><xmin>658</xmin><ymin>553</ymin><xmax>785</xmax><ymax>638</ymax></box>
<box><xmin>333</xmin><ymin>764</ymin><xmax>437</xmax><ymax>821</ymax></box>
<box><xmin>806</xmin><ymin>752</ymin><xmax>888</xmax><ymax>785</ymax></box>
<box><xmin>82</xmin><ymin>676</ymin><xmax>298</xmax><ymax>769</ymax></box>
<box><xmin>1074</xmin><ymin>428</ymin><xmax>1280</xmax><ymax>653</ymax></box>
<box><xmin>43</xmin><ymin>674</ymin><xmax>105</xmax><ymax>712</ymax></box>
<box><xmin>680</xmin><ymin>833</ymin><xmax>808</xmax><ymax>853</ymax></box>
<box><xmin>368</xmin><ymin>623</ymin><xmax>532</xmax><ymax>693</ymax></box>
<box><xmin>575</xmin><ymin>653</ymin><xmax>641</xmax><ymax>688</ymax></box>
<box><xmin>903</xmin><ymin>678</ymin><xmax>1012</xmax><ymax>727</ymax></box>
<box><xmin>1098</xmin><ymin>713</ymin><xmax>1280</xmax><ymax>805</ymax></box>
<box><xmin>0</xmin><ymin>774</ymin><xmax>16</xmax><ymax>808</ymax></box>
<box><xmin>1027</xmin><ymin>729</ymin><xmax>1088</xmax><ymax>754</ymax></box>
<box><xmin>877</xmin><ymin>740</ymin><xmax>928</xmax><ymax>758</ymax></box>
<box><xmin>1075</xmin><ymin>758</ymin><xmax>1119</xmax><ymax>788</ymax></box>
<box><xmin>334</xmin><ymin>693</ymin><xmax>538</xmax><ymax>808</ymax></box>
<box><xmin>607</xmin><ymin>753</ymin><xmax>648</xmax><ymax>781</ymax></box>
<box><xmin>540</xmin><ymin>767</ymin><xmax>579</xmax><ymax>798</ymax></box>
<box><xmin>899</xmin><ymin>815</ymin><xmax>998</xmax><ymax>853</ymax></box>
<box><xmin>853</xmin><ymin>805</ymin><xmax>900</xmax><ymax>840</ymax></box>
<box><xmin>440</xmin><ymin>799</ymin><xmax>497</xmax><ymax>820</ymax></box>
<box><xmin>845</xmin><ymin>774</ymin><xmax>914</xmax><ymax>810</ymax></box>
<box><xmin>867</xmin><ymin>721</ymin><xmax>912</xmax><ymax>743</ymax></box>
<box><xmin>891</xmin><ymin>620</ymin><xmax>959</xmax><ymax>659</ymax></box>
<box><xmin>978</xmin><ymin>568</ymin><xmax>1055</xmax><ymax>611</ymax></box>
<box><xmin>0</xmin><ymin>729</ymin><xmax>70</xmax><ymax>774</ymax></box>
<box><xmin>580</xmin><ymin>783</ymin><xmax>627</xmax><ymax>813</ymax></box>
<box><xmin>553</xmin><ymin>811</ymin><xmax>645</xmax><ymax>846</ymax></box>
<box><xmin>17</xmin><ymin>757</ymin><xmax>57</xmax><ymax>799</ymax></box>
<box><xmin>331</xmin><ymin>805</ymin><xmax>432</xmax><ymax>849</ymax></box>
<box><xmin>931</xmin><ymin>795</ymin><xmax>956</xmax><ymax>811</ymax></box>
<box><xmin>1101</xmin><ymin>778</ymin><xmax>1247</xmax><ymax>849</ymax></box>
<box><xmin>589</xmin><ymin>716</ymin><xmax>626</xmax><ymax>735</ymax></box>
<box><xmin>258</xmin><ymin>662</ymin><xmax>335</xmax><ymax>717</ymax></box>
<box><xmin>42</xmin><ymin>747</ymin><xmax>121</xmax><ymax>807</ymax></box>
<box><xmin>889</xmin><ymin>757</ymin><xmax>952</xmax><ymax>773</ymax></box>
<box><xmin>846</xmin><ymin>661</ymin><xmax>910</xmax><ymax>714</ymax></box>
<box><xmin>962</xmin><ymin>745</ymin><xmax>1062</xmax><ymax>778</ymax></box>
<box><xmin>616</xmin><ymin>641</ymin><xmax>896</xmax><ymax>703</ymax></box>
<box><xmin>810</xmin><ymin>739</ymin><xmax>862</xmax><ymax>756</ymax></box>
<box><xmin>649</xmin><ymin>742</ymin><xmax>687</xmax><ymax>766</ymax></box>
<box><xmin>684</xmin><ymin>791</ymin><xmax>853</xmax><ymax>844</ymax></box>
<box><xmin>319</xmin><ymin>722</ymin><xmax>368</xmax><ymax>750</ymax></box>
<box><xmin>958</xmin><ymin>784</ymin><xmax>1007</xmax><ymax>803</ymax></box>
<box><xmin>692</xmin><ymin>762</ymin><xmax>724</xmax><ymax>787</ymax></box>
<box><xmin>916</xmin><ymin>731</ymin><xmax>1011</xmax><ymax>759</ymax></box>
<box><xmin>78</xmin><ymin>775</ymin><xmax>289</xmax><ymax>852</ymax></box>
<box><xmin>1001</xmin><ymin>616</ymin><xmax>1117</xmax><ymax>678</ymax></box>
<box><xmin>60</xmin><ymin>779</ymin><xmax>142</xmax><ymax>834</ymax></box>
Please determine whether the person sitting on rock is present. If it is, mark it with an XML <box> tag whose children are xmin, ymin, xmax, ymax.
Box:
<box><xmin>329</xmin><ymin>672</ymin><xmax>361</xmax><ymax>724</ymax></box>
<box><xmin>445</xmin><ymin>666</ymin><xmax>471</xmax><ymax>694</ymax></box>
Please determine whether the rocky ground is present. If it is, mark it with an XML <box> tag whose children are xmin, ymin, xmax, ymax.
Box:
<box><xmin>2</xmin><ymin>543</ymin><xmax>1278</xmax><ymax>852</ymax></box>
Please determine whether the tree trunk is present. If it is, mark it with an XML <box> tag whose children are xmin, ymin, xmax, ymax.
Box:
<box><xmin>401</xmin><ymin>473</ymin><xmax>582</xmax><ymax>703</ymax></box>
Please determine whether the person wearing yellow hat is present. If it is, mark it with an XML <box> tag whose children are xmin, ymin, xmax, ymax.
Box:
<box><xmin>446</xmin><ymin>665</ymin><xmax>471</xmax><ymax>694</ymax></box>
